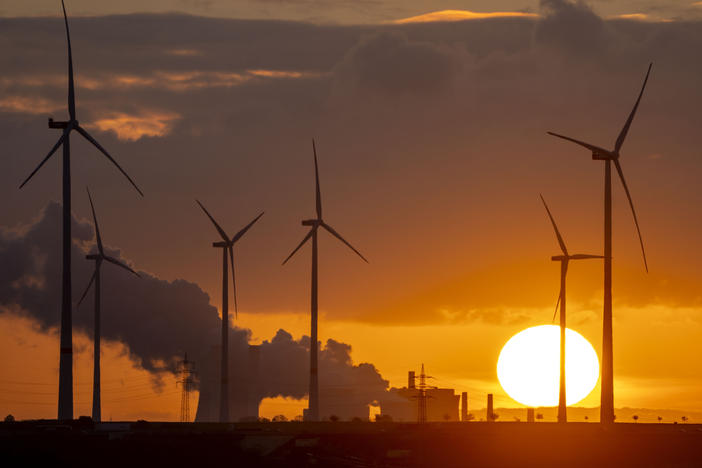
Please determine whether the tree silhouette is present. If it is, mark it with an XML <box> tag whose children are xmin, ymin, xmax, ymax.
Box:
<box><xmin>4</xmin><ymin>414</ymin><xmax>15</xmax><ymax>422</ymax></box>
<box><xmin>657</xmin><ymin>416</ymin><xmax>663</xmax><ymax>423</ymax></box>
<box><xmin>584</xmin><ymin>416</ymin><xmax>589</xmax><ymax>421</ymax></box>
<box><xmin>329</xmin><ymin>415</ymin><xmax>340</xmax><ymax>422</ymax></box>
<box><xmin>681</xmin><ymin>416</ymin><xmax>688</xmax><ymax>423</ymax></box>
<box><xmin>632</xmin><ymin>415</ymin><xmax>639</xmax><ymax>423</ymax></box>
<box><xmin>536</xmin><ymin>413</ymin><xmax>544</xmax><ymax>421</ymax></box>
<box><xmin>466</xmin><ymin>413</ymin><xmax>475</xmax><ymax>421</ymax></box>
<box><xmin>272</xmin><ymin>414</ymin><xmax>288</xmax><ymax>422</ymax></box>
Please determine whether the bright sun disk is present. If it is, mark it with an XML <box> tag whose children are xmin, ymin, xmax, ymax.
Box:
<box><xmin>497</xmin><ymin>325</ymin><xmax>599</xmax><ymax>407</ymax></box>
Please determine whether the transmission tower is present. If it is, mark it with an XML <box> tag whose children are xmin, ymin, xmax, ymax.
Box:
<box><xmin>412</xmin><ymin>363</ymin><xmax>435</xmax><ymax>423</ymax></box>
<box><xmin>177</xmin><ymin>353</ymin><xmax>197</xmax><ymax>422</ymax></box>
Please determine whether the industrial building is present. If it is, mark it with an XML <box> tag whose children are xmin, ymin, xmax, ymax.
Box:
<box><xmin>379</xmin><ymin>370</ymin><xmax>460</xmax><ymax>422</ymax></box>
<box><xmin>195</xmin><ymin>343</ymin><xmax>378</xmax><ymax>422</ymax></box>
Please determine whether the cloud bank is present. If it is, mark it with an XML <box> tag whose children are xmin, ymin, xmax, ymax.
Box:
<box><xmin>0</xmin><ymin>204</ymin><xmax>388</xmax><ymax>415</ymax></box>
<box><xmin>1</xmin><ymin>1</ymin><xmax>701</xmax><ymax>329</ymax></box>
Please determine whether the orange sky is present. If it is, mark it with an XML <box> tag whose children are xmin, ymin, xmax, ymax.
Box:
<box><xmin>2</xmin><ymin>2</ymin><xmax>702</xmax><ymax>422</ymax></box>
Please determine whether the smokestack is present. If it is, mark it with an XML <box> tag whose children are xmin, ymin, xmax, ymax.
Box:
<box><xmin>248</xmin><ymin>345</ymin><xmax>261</xmax><ymax>420</ymax></box>
<box><xmin>408</xmin><ymin>371</ymin><xmax>415</xmax><ymax>389</ymax></box>
<box><xmin>487</xmin><ymin>394</ymin><xmax>494</xmax><ymax>422</ymax></box>
<box><xmin>461</xmin><ymin>392</ymin><xmax>468</xmax><ymax>421</ymax></box>
<box><xmin>527</xmin><ymin>408</ymin><xmax>535</xmax><ymax>423</ymax></box>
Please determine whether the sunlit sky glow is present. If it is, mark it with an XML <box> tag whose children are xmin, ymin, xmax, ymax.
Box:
<box><xmin>1</xmin><ymin>0</ymin><xmax>702</xmax><ymax>421</ymax></box>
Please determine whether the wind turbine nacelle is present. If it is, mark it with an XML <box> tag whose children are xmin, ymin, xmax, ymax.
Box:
<box><xmin>592</xmin><ymin>151</ymin><xmax>613</xmax><ymax>161</ymax></box>
<box><xmin>48</xmin><ymin>117</ymin><xmax>71</xmax><ymax>129</ymax></box>
<box><xmin>212</xmin><ymin>241</ymin><xmax>229</xmax><ymax>248</ymax></box>
<box><xmin>302</xmin><ymin>219</ymin><xmax>319</xmax><ymax>226</ymax></box>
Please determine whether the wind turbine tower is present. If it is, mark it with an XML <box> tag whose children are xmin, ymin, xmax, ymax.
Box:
<box><xmin>196</xmin><ymin>201</ymin><xmax>263</xmax><ymax>422</ymax></box>
<box><xmin>547</xmin><ymin>64</ymin><xmax>651</xmax><ymax>423</ymax></box>
<box><xmin>19</xmin><ymin>0</ymin><xmax>143</xmax><ymax>420</ymax></box>
<box><xmin>282</xmin><ymin>140</ymin><xmax>368</xmax><ymax>421</ymax></box>
<box><xmin>540</xmin><ymin>195</ymin><xmax>603</xmax><ymax>423</ymax></box>
<box><xmin>77</xmin><ymin>188</ymin><xmax>140</xmax><ymax>422</ymax></box>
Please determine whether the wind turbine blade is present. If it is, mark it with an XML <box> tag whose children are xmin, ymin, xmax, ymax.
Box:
<box><xmin>553</xmin><ymin>260</ymin><xmax>568</xmax><ymax>322</ymax></box>
<box><xmin>321</xmin><ymin>222</ymin><xmax>368</xmax><ymax>263</ymax></box>
<box><xmin>282</xmin><ymin>229</ymin><xmax>314</xmax><ymax>265</ymax></box>
<box><xmin>19</xmin><ymin>132</ymin><xmax>67</xmax><ymax>189</ymax></box>
<box><xmin>313</xmin><ymin>139</ymin><xmax>322</xmax><ymax>219</ymax></box>
<box><xmin>61</xmin><ymin>0</ymin><xmax>76</xmax><ymax>120</ymax></box>
<box><xmin>229</xmin><ymin>246</ymin><xmax>238</xmax><ymax>318</ymax></box>
<box><xmin>540</xmin><ymin>194</ymin><xmax>568</xmax><ymax>256</ymax></box>
<box><xmin>613</xmin><ymin>159</ymin><xmax>649</xmax><ymax>272</ymax></box>
<box><xmin>77</xmin><ymin>269</ymin><xmax>97</xmax><ymax>308</ymax></box>
<box><xmin>86</xmin><ymin>187</ymin><xmax>104</xmax><ymax>255</ymax></box>
<box><xmin>232</xmin><ymin>212</ymin><xmax>264</xmax><ymax>244</ymax></box>
<box><xmin>75</xmin><ymin>125</ymin><xmax>144</xmax><ymax>197</ymax></box>
<box><xmin>570</xmin><ymin>254</ymin><xmax>606</xmax><ymax>260</ymax></box>
<box><xmin>547</xmin><ymin>132</ymin><xmax>610</xmax><ymax>155</ymax></box>
<box><xmin>104</xmin><ymin>256</ymin><xmax>141</xmax><ymax>277</ymax></box>
<box><xmin>195</xmin><ymin>200</ymin><xmax>230</xmax><ymax>243</ymax></box>
<box><xmin>552</xmin><ymin>292</ymin><xmax>560</xmax><ymax>323</ymax></box>
<box><xmin>615</xmin><ymin>63</ymin><xmax>652</xmax><ymax>154</ymax></box>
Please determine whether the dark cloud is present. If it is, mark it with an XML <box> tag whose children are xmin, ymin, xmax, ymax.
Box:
<box><xmin>534</xmin><ymin>0</ymin><xmax>608</xmax><ymax>55</ymax></box>
<box><xmin>1</xmin><ymin>10</ymin><xmax>701</xmax><ymax>329</ymax></box>
<box><xmin>0</xmin><ymin>202</ymin><xmax>222</xmax><ymax>374</ymax></box>
<box><xmin>333</xmin><ymin>31</ymin><xmax>466</xmax><ymax>96</ymax></box>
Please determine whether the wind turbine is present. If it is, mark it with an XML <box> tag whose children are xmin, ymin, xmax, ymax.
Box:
<box><xmin>540</xmin><ymin>195</ymin><xmax>603</xmax><ymax>424</ymax></box>
<box><xmin>77</xmin><ymin>188</ymin><xmax>140</xmax><ymax>422</ymax></box>
<box><xmin>282</xmin><ymin>139</ymin><xmax>368</xmax><ymax>421</ymax></box>
<box><xmin>196</xmin><ymin>200</ymin><xmax>263</xmax><ymax>422</ymax></box>
<box><xmin>547</xmin><ymin>64</ymin><xmax>651</xmax><ymax>424</ymax></box>
<box><xmin>18</xmin><ymin>0</ymin><xmax>143</xmax><ymax>420</ymax></box>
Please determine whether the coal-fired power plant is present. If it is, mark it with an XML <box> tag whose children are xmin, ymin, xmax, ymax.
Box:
<box><xmin>194</xmin><ymin>331</ymin><xmax>392</xmax><ymax>422</ymax></box>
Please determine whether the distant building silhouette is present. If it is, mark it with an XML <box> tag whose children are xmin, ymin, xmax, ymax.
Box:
<box><xmin>247</xmin><ymin>345</ymin><xmax>262</xmax><ymax>420</ymax></box>
<box><xmin>379</xmin><ymin>370</ymin><xmax>460</xmax><ymax>422</ymax></box>
<box><xmin>527</xmin><ymin>407</ymin><xmax>535</xmax><ymax>423</ymax></box>
<box><xmin>487</xmin><ymin>394</ymin><xmax>494</xmax><ymax>422</ymax></box>
<box><xmin>195</xmin><ymin>344</ymin><xmax>256</xmax><ymax>422</ymax></box>
<box><xmin>461</xmin><ymin>392</ymin><xmax>468</xmax><ymax>421</ymax></box>
<box><xmin>195</xmin><ymin>342</ymin><xmax>378</xmax><ymax>422</ymax></box>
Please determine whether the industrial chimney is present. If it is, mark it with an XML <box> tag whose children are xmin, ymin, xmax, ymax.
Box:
<box><xmin>247</xmin><ymin>345</ymin><xmax>261</xmax><ymax>420</ymax></box>
<box><xmin>487</xmin><ymin>394</ymin><xmax>494</xmax><ymax>422</ymax></box>
<box><xmin>408</xmin><ymin>371</ymin><xmax>415</xmax><ymax>389</ymax></box>
<box><xmin>461</xmin><ymin>392</ymin><xmax>468</xmax><ymax>421</ymax></box>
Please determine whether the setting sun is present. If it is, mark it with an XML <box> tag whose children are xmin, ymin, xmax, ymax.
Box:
<box><xmin>497</xmin><ymin>325</ymin><xmax>599</xmax><ymax>407</ymax></box>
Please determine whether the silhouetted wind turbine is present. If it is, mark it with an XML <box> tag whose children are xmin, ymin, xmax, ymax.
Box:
<box><xmin>282</xmin><ymin>139</ymin><xmax>368</xmax><ymax>421</ymax></box>
<box><xmin>541</xmin><ymin>195</ymin><xmax>603</xmax><ymax>424</ymax></box>
<box><xmin>196</xmin><ymin>200</ymin><xmax>263</xmax><ymax>422</ymax></box>
<box><xmin>77</xmin><ymin>188</ymin><xmax>140</xmax><ymax>422</ymax></box>
<box><xmin>547</xmin><ymin>63</ymin><xmax>651</xmax><ymax>424</ymax></box>
<box><xmin>18</xmin><ymin>0</ymin><xmax>143</xmax><ymax>420</ymax></box>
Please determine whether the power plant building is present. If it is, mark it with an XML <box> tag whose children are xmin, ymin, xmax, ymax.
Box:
<box><xmin>195</xmin><ymin>343</ymin><xmax>379</xmax><ymax>422</ymax></box>
<box><xmin>379</xmin><ymin>371</ymin><xmax>460</xmax><ymax>422</ymax></box>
